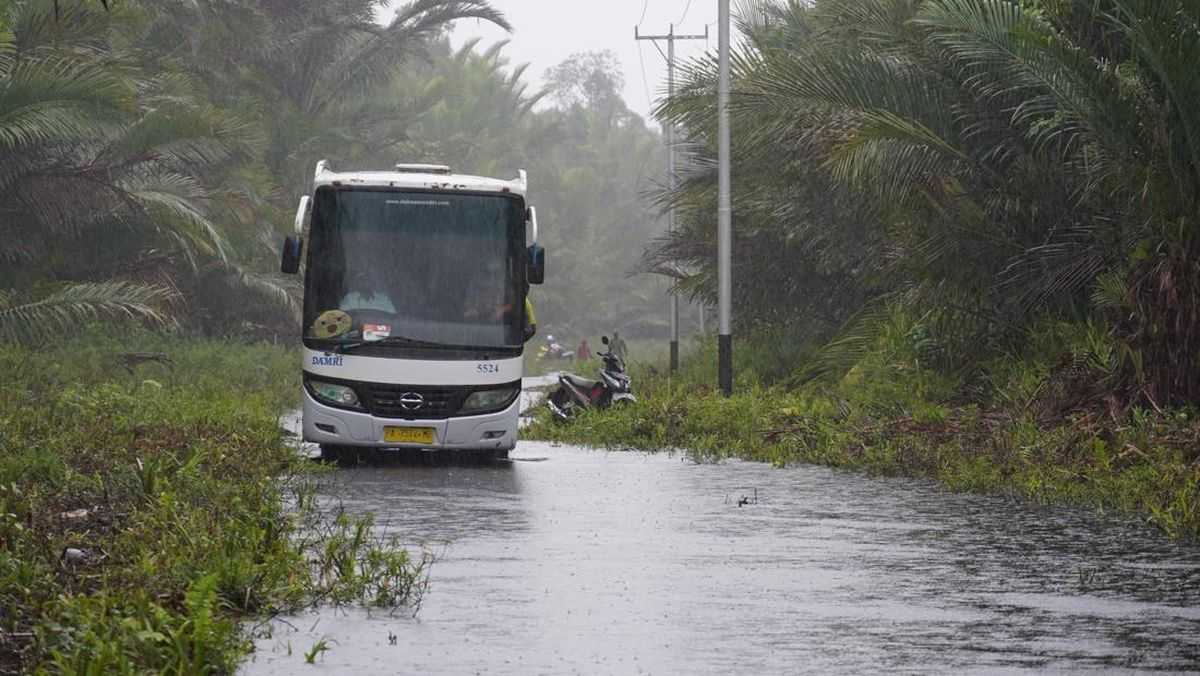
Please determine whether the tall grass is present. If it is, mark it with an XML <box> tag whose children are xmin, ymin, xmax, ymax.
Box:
<box><xmin>0</xmin><ymin>329</ymin><xmax>427</xmax><ymax>673</ymax></box>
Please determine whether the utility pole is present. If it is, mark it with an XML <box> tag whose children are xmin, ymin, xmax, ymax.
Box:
<box><xmin>718</xmin><ymin>0</ymin><xmax>733</xmax><ymax>396</ymax></box>
<box><xmin>635</xmin><ymin>23</ymin><xmax>707</xmax><ymax>373</ymax></box>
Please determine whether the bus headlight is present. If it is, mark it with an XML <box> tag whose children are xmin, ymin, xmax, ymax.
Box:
<box><xmin>461</xmin><ymin>386</ymin><xmax>519</xmax><ymax>414</ymax></box>
<box><xmin>307</xmin><ymin>379</ymin><xmax>363</xmax><ymax>409</ymax></box>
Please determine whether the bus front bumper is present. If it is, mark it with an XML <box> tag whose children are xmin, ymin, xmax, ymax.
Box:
<box><xmin>301</xmin><ymin>390</ymin><xmax>519</xmax><ymax>451</ymax></box>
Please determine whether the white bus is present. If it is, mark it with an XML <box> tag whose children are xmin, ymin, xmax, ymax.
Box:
<box><xmin>281</xmin><ymin>161</ymin><xmax>545</xmax><ymax>461</ymax></box>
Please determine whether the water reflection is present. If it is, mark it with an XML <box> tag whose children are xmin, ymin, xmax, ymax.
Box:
<box><xmin>245</xmin><ymin>443</ymin><xmax>1200</xmax><ymax>675</ymax></box>
<box><xmin>325</xmin><ymin>460</ymin><xmax>529</xmax><ymax>544</ymax></box>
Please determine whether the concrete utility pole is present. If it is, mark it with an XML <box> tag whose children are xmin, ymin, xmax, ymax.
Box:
<box><xmin>718</xmin><ymin>0</ymin><xmax>733</xmax><ymax>396</ymax></box>
<box><xmin>635</xmin><ymin>23</ymin><xmax>707</xmax><ymax>373</ymax></box>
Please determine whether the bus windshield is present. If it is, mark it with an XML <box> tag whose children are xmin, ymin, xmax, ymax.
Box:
<box><xmin>302</xmin><ymin>188</ymin><xmax>526</xmax><ymax>350</ymax></box>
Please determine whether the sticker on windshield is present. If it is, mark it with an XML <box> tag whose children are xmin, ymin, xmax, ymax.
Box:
<box><xmin>363</xmin><ymin>323</ymin><xmax>391</xmax><ymax>342</ymax></box>
<box><xmin>312</xmin><ymin>310</ymin><xmax>352</xmax><ymax>339</ymax></box>
<box><xmin>387</xmin><ymin>199</ymin><xmax>450</xmax><ymax>207</ymax></box>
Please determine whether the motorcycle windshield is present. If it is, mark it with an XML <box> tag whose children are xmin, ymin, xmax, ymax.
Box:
<box><xmin>302</xmin><ymin>188</ymin><xmax>527</xmax><ymax>351</ymax></box>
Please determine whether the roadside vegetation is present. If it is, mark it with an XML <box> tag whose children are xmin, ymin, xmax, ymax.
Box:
<box><xmin>0</xmin><ymin>332</ymin><xmax>429</xmax><ymax>673</ymax></box>
<box><xmin>653</xmin><ymin>0</ymin><xmax>1200</xmax><ymax>417</ymax></box>
<box><xmin>528</xmin><ymin>323</ymin><xmax>1200</xmax><ymax>540</ymax></box>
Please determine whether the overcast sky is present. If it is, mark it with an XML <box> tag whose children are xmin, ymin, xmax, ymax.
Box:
<box><xmin>442</xmin><ymin>0</ymin><xmax>721</xmax><ymax>127</ymax></box>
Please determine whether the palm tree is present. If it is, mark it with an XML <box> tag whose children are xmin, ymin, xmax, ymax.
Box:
<box><xmin>650</xmin><ymin>2</ymin><xmax>883</xmax><ymax>341</ymax></box>
<box><xmin>375</xmin><ymin>38</ymin><xmax>545</xmax><ymax>175</ymax></box>
<box><xmin>0</xmin><ymin>2</ymin><xmax>168</xmax><ymax>341</ymax></box>
<box><xmin>115</xmin><ymin>0</ymin><xmax>517</xmax><ymax>336</ymax></box>
<box><xmin>652</xmin><ymin>0</ymin><xmax>1200</xmax><ymax>402</ymax></box>
<box><xmin>148</xmin><ymin>0</ymin><xmax>513</xmax><ymax>195</ymax></box>
<box><xmin>2</xmin><ymin>0</ymin><xmax>514</xmax><ymax>342</ymax></box>
<box><xmin>0</xmin><ymin>0</ymin><xmax>262</xmax><ymax>342</ymax></box>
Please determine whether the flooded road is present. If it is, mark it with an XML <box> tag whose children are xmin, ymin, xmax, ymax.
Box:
<box><xmin>249</xmin><ymin>384</ymin><xmax>1200</xmax><ymax>674</ymax></box>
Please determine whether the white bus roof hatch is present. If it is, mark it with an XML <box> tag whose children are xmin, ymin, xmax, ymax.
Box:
<box><xmin>395</xmin><ymin>163</ymin><xmax>451</xmax><ymax>175</ymax></box>
<box><xmin>311</xmin><ymin>160</ymin><xmax>526</xmax><ymax>196</ymax></box>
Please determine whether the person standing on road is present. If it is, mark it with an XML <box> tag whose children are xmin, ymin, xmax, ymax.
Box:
<box><xmin>524</xmin><ymin>297</ymin><xmax>537</xmax><ymax>341</ymax></box>
<box><xmin>576</xmin><ymin>338</ymin><xmax>592</xmax><ymax>362</ymax></box>
<box><xmin>611</xmin><ymin>331</ymin><xmax>628</xmax><ymax>360</ymax></box>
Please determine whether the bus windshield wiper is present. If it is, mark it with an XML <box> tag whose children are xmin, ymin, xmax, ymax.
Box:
<box><xmin>334</xmin><ymin>335</ymin><xmax>498</xmax><ymax>353</ymax></box>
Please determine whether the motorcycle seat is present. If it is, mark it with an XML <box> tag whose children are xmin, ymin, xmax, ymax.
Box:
<box><xmin>563</xmin><ymin>374</ymin><xmax>600</xmax><ymax>390</ymax></box>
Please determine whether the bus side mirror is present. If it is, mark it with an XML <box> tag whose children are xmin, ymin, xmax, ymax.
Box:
<box><xmin>281</xmin><ymin>236</ymin><xmax>303</xmax><ymax>274</ymax></box>
<box><xmin>527</xmin><ymin>244</ymin><xmax>545</xmax><ymax>285</ymax></box>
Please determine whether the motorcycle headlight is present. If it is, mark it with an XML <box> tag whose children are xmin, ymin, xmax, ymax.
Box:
<box><xmin>461</xmin><ymin>386</ymin><xmax>519</xmax><ymax>414</ymax></box>
<box><xmin>307</xmin><ymin>379</ymin><xmax>363</xmax><ymax>409</ymax></box>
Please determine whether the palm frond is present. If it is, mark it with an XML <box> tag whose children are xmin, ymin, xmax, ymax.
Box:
<box><xmin>311</xmin><ymin>0</ymin><xmax>510</xmax><ymax>115</ymax></box>
<box><xmin>220</xmin><ymin>264</ymin><xmax>303</xmax><ymax>321</ymax></box>
<box><xmin>0</xmin><ymin>56</ymin><xmax>128</xmax><ymax>152</ymax></box>
<box><xmin>118</xmin><ymin>170</ymin><xmax>229</xmax><ymax>262</ymax></box>
<box><xmin>0</xmin><ymin>281</ymin><xmax>175</xmax><ymax>345</ymax></box>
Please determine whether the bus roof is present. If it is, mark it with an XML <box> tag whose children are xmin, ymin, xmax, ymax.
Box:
<box><xmin>312</xmin><ymin>160</ymin><xmax>527</xmax><ymax>198</ymax></box>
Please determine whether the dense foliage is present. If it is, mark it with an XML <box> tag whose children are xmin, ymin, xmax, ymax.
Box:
<box><xmin>0</xmin><ymin>0</ymin><xmax>670</xmax><ymax>346</ymax></box>
<box><xmin>655</xmin><ymin>0</ymin><xmax>1200</xmax><ymax>408</ymax></box>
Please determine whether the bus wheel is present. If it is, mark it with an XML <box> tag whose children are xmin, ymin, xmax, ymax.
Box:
<box><xmin>320</xmin><ymin>444</ymin><xmax>356</xmax><ymax>467</ymax></box>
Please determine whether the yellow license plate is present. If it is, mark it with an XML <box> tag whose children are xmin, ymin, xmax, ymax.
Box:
<box><xmin>383</xmin><ymin>427</ymin><xmax>435</xmax><ymax>445</ymax></box>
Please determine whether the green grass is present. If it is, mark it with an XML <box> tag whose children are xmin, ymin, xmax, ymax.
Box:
<box><xmin>303</xmin><ymin>638</ymin><xmax>331</xmax><ymax>665</ymax></box>
<box><xmin>526</xmin><ymin>331</ymin><xmax>1200</xmax><ymax>540</ymax></box>
<box><xmin>0</xmin><ymin>330</ymin><xmax>427</xmax><ymax>674</ymax></box>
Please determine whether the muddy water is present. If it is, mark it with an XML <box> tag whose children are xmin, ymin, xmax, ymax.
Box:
<box><xmin>248</xmin><ymin>387</ymin><xmax>1200</xmax><ymax>674</ymax></box>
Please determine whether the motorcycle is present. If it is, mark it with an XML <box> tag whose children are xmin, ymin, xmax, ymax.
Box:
<box><xmin>537</xmin><ymin>335</ymin><xmax>575</xmax><ymax>361</ymax></box>
<box><xmin>547</xmin><ymin>336</ymin><xmax>635</xmax><ymax>420</ymax></box>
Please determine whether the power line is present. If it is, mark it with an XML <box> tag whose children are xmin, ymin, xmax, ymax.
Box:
<box><xmin>677</xmin><ymin>0</ymin><xmax>694</xmax><ymax>25</ymax></box>
<box><xmin>636</xmin><ymin>41</ymin><xmax>654</xmax><ymax>116</ymax></box>
<box><xmin>638</xmin><ymin>0</ymin><xmax>650</xmax><ymax>25</ymax></box>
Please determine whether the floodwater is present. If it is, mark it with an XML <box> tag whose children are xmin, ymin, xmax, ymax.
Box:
<box><xmin>246</xmin><ymin>380</ymin><xmax>1200</xmax><ymax>674</ymax></box>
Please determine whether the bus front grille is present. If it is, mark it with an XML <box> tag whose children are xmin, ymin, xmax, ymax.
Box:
<box><xmin>364</xmin><ymin>385</ymin><xmax>463</xmax><ymax>420</ymax></box>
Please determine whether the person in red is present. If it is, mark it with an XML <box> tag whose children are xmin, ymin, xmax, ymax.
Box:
<box><xmin>576</xmin><ymin>338</ymin><xmax>593</xmax><ymax>362</ymax></box>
